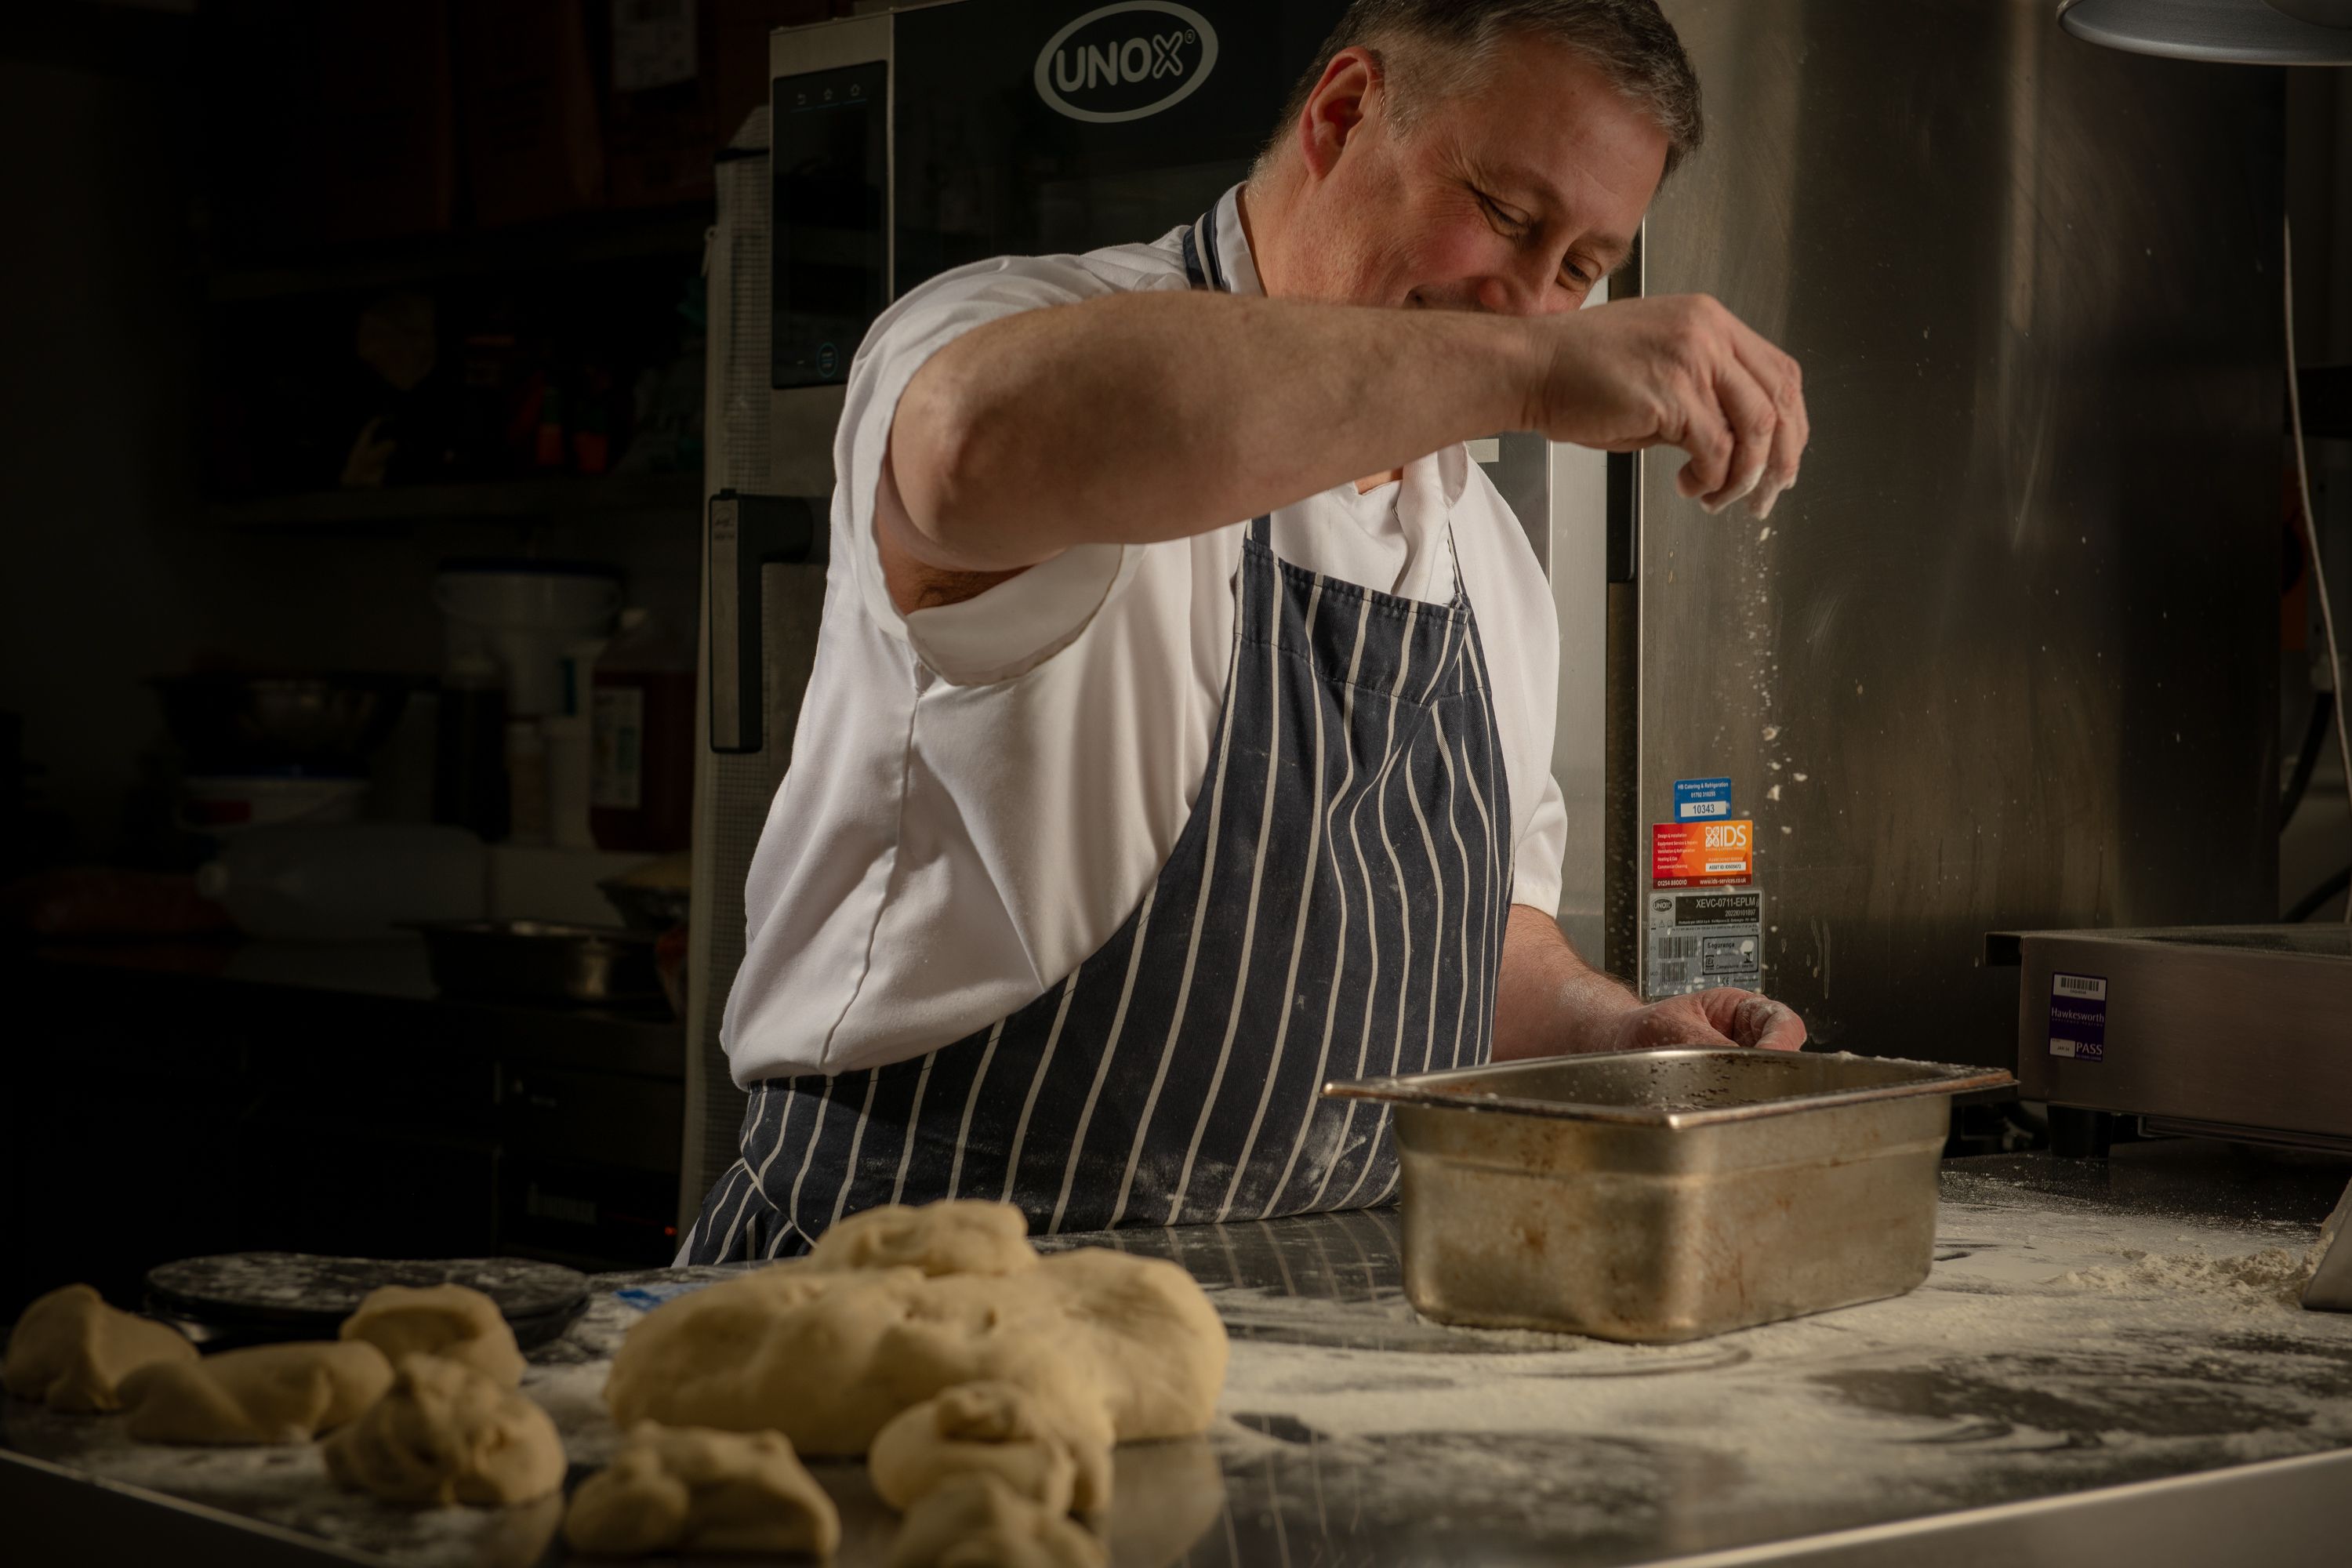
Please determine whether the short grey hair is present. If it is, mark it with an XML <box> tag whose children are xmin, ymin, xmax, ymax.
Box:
<box><xmin>1258</xmin><ymin>0</ymin><xmax>1703</xmax><ymax>181</ymax></box>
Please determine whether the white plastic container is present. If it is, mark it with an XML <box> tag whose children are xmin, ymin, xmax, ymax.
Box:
<box><xmin>194</xmin><ymin>824</ymin><xmax>488</xmax><ymax>942</ymax></box>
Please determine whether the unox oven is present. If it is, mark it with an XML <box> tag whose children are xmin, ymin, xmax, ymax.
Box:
<box><xmin>766</xmin><ymin>0</ymin><xmax>1349</xmax><ymax>390</ymax></box>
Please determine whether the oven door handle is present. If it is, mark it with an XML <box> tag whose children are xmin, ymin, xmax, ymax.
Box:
<box><xmin>707</xmin><ymin>489</ymin><xmax>827</xmax><ymax>755</ymax></box>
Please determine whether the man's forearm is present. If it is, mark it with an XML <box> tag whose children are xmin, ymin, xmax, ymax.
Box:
<box><xmin>892</xmin><ymin>291</ymin><xmax>1537</xmax><ymax>571</ymax></box>
<box><xmin>1492</xmin><ymin>904</ymin><xmax>1640</xmax><ymax>1061</ymax></box>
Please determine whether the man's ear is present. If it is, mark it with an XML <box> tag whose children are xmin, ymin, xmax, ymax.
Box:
<box><xmin>1298</xmin><ymin>47</ymin><xmax>1384</xmax><ymax>180</ymax></box>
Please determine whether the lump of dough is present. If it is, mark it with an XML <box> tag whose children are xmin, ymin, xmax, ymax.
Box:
<box><xmin>339</xmin><ymin>1283</ymin><xmax>524</xmax><ymax>1388</ymax></box>
<box><xmin>563</xmin><ymin>1421</ymin><xmax>840</xmax><ymax>1558</ymax></box>
<box><xmin>805</xmin><ymin>1200</ymin><xmax>1036</xmax><ymax>1277</ymax></box>
<box><xmin>2</xmin><ymin>1283</ymin><xmax>196</xmax><ymax>1413</ymax></box>
<box><xmin>870</xmin><ymin>1381</ymin><xmax>1110</xmax><ymax>1515</ymax></box>
<box><xmin>888</xmin><ymin>1473</ymin><xmax>1105</xmax><ymax>1568</ymax></box>
<box><xmin>324</xmin><ymin>1354</ymin><xmax>564</xmax><ymax>1506</ymax></box>
<box><xmin>122</xmin><ymin>1340</ymin><xmax>393</xmax><ymax>1444</ymax></box>
<box><xmin>606</xmin><ymin>1247</ymin><xmax>1225</xmax><ymax>1456</ymax></box>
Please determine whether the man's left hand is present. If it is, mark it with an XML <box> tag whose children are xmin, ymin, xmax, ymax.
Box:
<box><xmin>1599</xmin><ymin>988</ymin><xmax>1808</xmax><ymax>1053</ymax></box>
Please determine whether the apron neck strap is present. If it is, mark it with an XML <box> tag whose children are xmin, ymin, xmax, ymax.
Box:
<box><xmin>1181</xmin><ymin>203</ymin><xmax>1229</xmax><ymax>293</ymax></box>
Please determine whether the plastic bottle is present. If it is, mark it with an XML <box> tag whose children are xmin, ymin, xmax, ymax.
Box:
<box><xmin>194</xmin><ymin>824</ymin><xmax>488</xmax><ymax>942</ymax></box>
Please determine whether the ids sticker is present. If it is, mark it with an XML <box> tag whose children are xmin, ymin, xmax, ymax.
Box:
<box><xmin>1652</xmin><ymin>819</ymin><xmax>1753</xmax><ymax>887</ymax></box>
<box><xmin>2049</xmin><ymin>973</ymin><xmax>2107</xmax><ymax>1062</ymax></box>
<box><xmin>1673</xmin><ymin>777</ymin><xmax>1733</xmax><ymax>821</ymax></box>
<box><xmin>1646</xmin><ymin>889</ymin><xmax>1763</xmax><ymax>1000</ymax></box>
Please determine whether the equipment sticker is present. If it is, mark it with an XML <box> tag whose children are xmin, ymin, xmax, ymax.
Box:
<box><xmin>1673</xmin><ymin>777</ymin><xmax>1733</xmax><ymax>821</ymax></box>
<box><xmin>1646</xmin><ymin>889</ymin><xmax>1763</xmax><ymax>1000</ymax></box>
<box><xmin>1652</xmin><ymin>819</ymin><xmax>1753</xmax><ymax>887</ymax></box>
<box><xmin>2049</xmin><ymin>973</ymin><xmax>2107</xmax><ymax>1062</ymax></box>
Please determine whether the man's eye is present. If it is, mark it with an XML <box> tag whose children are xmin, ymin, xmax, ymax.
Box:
<box><xmin>1475</xmin><ymin>191</ymin><xmax>1529</xmax><ymax>235</ymax></box>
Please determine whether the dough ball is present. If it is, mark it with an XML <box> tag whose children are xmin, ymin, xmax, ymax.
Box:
<box><xmin>563</xmin><ymin>1421</ymin><xmax>840</xmax><ymax>1558</ymax></box>
<box><xmin>122</xmin><ymin>1340</ymin><xmax>393</xmax><ymax>1445</ymax></box>
<box><xmin>324</xmin><ymin>1354</ymin><xmax>564</xmax><ymax>1506</ymax></box>
<box><xmin>888</xmin><ymin>1473</ymin><xmax>1106</xmax><ymax>1568</ymax></box>
<box><xmin>606</xmin><ymin>1247</ymin><xmax>1223</xmax><ymax>1456</ymax></box>
<box><xmin>2</xmin><ymin>1283</ymin><xmax>196</xmax><ymax>1414</ymax></box>
<box><xmin>869</xmin><ymin>1381</ymin><xmax>1111</xmax><ymax>1515</ymax></box>
<box><xmin>806</xmin><ymin>1200</ymin><xmax>1037</xmax><ymax>1277</ymax></box>
<box><xmin>339</xmin><ymin>1283</ymin><xmax>525</xmax><ymax>1388</ymax></box>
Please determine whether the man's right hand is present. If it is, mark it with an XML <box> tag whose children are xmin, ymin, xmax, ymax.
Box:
<box><xmin>1526</xmin><ymin>293</ymin><xmax>1808</xmax><ymax>520</ymax></box>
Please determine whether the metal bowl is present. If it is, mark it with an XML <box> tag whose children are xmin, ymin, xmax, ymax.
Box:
<box><xmin>412</xmin><ymin>919</ymin><xmax>665</xmax><ymax>1009</ymax></box>
<box><xmin>151</xmin><ymin>673</ymin><xmax>413</xmax><ymax>770</ymax></box>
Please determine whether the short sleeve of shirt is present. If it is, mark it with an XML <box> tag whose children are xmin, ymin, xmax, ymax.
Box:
<box><xmin>1512</xmin><ymin>771</ymin><xmax>1567</xmax><ymax>916</ymax></box>
<box><xmin>834</xmin><ymin>255</ymin><xmax>1163</xmax><ymax>685</ymax></box>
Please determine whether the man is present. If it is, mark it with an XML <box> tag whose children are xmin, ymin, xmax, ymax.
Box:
<box><xmin>683</xmin><ymin>0</ymin><xmax>1810</xmax><ymax>1263</ymax></box>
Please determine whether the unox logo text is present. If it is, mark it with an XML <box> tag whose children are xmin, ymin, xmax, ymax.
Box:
<box><xmin>1033</xmin><ymin>2</ymin><xmax>1220</xmax><ymax>124</ymax></box>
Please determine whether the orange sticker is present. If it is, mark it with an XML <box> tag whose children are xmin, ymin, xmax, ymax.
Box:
<box><xmin>1652</xmin><ymin>820</ymin><xmax>1754</xmax><ymax>887</ymax></box>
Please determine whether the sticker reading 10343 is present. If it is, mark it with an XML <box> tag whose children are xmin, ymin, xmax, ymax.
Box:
<box><xmin>2048</xmin><ymin>972</ymin><xmax>2107</xmax><ymax>1062</ymax></box>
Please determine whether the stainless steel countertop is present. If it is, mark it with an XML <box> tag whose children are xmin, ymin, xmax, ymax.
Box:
<box><xmin>8</xmin><ymin>1144</ymin><xmax>2351</xmax><ymax>1566</ymax></box>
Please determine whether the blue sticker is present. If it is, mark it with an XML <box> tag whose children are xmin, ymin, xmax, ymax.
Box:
<box><xmin>2049</xmin><ymin>973</ymin><xmax>2107</xmax><ymax>1062</ymax></box>
<box><xmin>1673</xmin><ymin>778</ymin><xmax>1733</xmax><ymax>822</ymax></box>
<box><xmin>613</xmin><ymin>1281</ymin><xmax>718</xmax><ymax>1312</ymax></box>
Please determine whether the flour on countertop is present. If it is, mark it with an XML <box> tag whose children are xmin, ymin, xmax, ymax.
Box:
<box><xmin>2055</xmin><ymin>1246</ymin><xmax>2319</xmax><ymax>1307</ymax></box>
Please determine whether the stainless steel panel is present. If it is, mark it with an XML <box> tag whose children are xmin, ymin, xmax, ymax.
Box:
<box><xmin>1655</xmin><ymin>1446</ymin><xmax>2352</xmax><ymax>1568</ymax></box>
<box><xmin>685</xmin><ymin>95</ymin><xmax>840</xmax><ymax>1219</ymax></box>
<box><xmin>1327</xmin><ymin>1049</ymin><xmax>2012</xmax><ymax>1341</ymax></box>
<box><xmin>2011</xmin><ymin>924</ymin><xmax>2352</xmax><ymax>1144</ymax></box>
<box><xmin>1639</xmin><ymin>1</ymin><xmax>2284</xmax><ymax>1062</ymax></box>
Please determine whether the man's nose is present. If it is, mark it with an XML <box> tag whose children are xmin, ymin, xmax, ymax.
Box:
<box><xmin>1473</xmin><ymin>264</ymin><xmax>1556</xmax><ymax>318</ymax></box>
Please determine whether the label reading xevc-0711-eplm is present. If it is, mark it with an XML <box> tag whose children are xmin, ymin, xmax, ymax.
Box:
<box><xmin>2049</xmin><ymin>972</ymin><xmax>2107</xmax><ymax>1062</ymax></box>
<box><xmin>1646</xmin><ymin>889</ymin><xmax>1762</xmax><ymax>1000</ymax></box>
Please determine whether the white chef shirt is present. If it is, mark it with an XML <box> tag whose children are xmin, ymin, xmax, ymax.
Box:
<box><xmin>723</xmin><ymin>186</ymin><xmax>1568</xmax><ymax>1083</ymax></box>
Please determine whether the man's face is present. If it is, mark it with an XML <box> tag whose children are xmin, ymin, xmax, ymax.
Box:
<box><xmin>1276</xmin><ymin>39</ymin><xmax>1669</xmax><ymax>316</ymax></box>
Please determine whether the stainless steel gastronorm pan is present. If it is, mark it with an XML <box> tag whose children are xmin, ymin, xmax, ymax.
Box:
<box><xmin>1325</xmin><ymin>1049</ymin><xmax>2015</xmax><ymax>1343</ymax></box>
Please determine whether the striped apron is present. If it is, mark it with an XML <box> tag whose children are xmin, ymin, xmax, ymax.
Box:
<box><xmin>681</xmin><ymin>205</ymin><xmax>1512</xmax><ymax>1262</ymax></box>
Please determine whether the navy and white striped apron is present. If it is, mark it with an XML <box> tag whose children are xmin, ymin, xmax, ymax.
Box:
<box><xmin>681</xmin><ymin>204</ymin><xmax>1512</xmax><ymax>1262</ymax></box>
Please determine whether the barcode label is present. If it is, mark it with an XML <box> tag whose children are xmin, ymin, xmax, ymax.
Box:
<box><xmin>1646</xmin><ymin>887</ymin><xmax>1763</xmax><ymax>1000</ymax></box>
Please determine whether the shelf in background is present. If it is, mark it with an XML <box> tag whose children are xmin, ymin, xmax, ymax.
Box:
<box><xmin>205</xmin><ymin>205</ymin><xmax>713</xmax><ymax>305</ymax></box>
<box><xmin>206</xmin><ymin>471</ymin><xmax>702</xmax><ymax>531</ymax></box>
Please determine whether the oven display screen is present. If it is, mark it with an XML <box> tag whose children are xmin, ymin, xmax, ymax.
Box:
<box><xmin>771</xmin><ymin>61</ymin><xmax>887</xmax><ymax>390</ymax></box>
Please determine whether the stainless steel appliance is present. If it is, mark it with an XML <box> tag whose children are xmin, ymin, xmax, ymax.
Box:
<box><xmin>2003</xmin><ymin>924</ymin><xmax>2352</xmax><ymax>1152</ymax></box>
<box><xmin>688</xmin><ymin>0</ymin><xmax>2288</xmax><ymax>1221</ymax></box>
<box><xmin>1534</xmin><ymin>0</ymin><xmax>2284</xmax><ymax>1066</ymax></box>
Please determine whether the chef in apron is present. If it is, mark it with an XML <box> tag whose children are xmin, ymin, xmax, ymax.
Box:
<box><xmin>684</xmin><ymin>0</ymin><xmax>1810</xmax><ymax>1262</ymax></box>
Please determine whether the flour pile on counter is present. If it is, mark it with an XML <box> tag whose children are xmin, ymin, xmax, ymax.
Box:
<box><xmin>592</xmin><ymin>1199</ymin><xmax>1224</xmax><ymax>1560</ymax></box>
<box><xmin>2053</xmin><ymin>1244</ymin><xmax>2319</xmax><ymax>1306</ymax></box>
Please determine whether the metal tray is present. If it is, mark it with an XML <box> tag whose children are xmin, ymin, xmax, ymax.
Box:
<box><xmin>1326</xmin><ymin>1048</ymin><xmax>2014</xmax><ymax>1343</ymax></box>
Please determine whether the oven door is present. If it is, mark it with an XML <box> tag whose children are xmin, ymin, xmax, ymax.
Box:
<box><xmin>771</xmin><ymin>0</ymin><xmax>1348</xmax><ymax>391</ymax></box>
